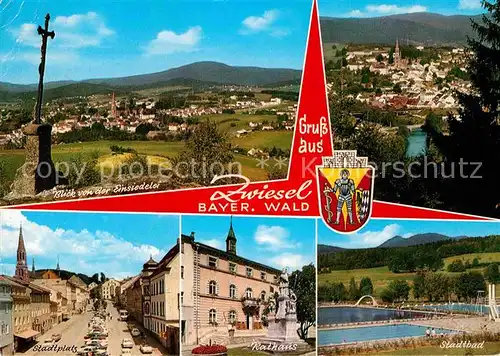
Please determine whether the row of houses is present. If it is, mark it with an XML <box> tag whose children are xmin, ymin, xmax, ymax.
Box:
<box><xmin>108</xmin><ymin>244</ymin><xmax>180</xmax><ymax>355</ymax></box>
<box><xmin>0</xmin><ymin>226</ymin><xmax>90</xmax><ymax>355</ymax></box>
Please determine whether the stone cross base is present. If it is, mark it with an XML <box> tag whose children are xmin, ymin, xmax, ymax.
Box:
<box><xmin>8</xmin><ymin>123</ymin><xmax>56</xmax><ymax>198</ymax></box>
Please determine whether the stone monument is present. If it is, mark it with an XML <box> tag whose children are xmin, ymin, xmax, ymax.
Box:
<box><xmin>265</xmin><ymin>268</ymin><xmax>302</xmax><ymax>343</ymax></box>
<box><xmin>8</xmin><ymin>14</ymin><xmax>58</xmax><ymax>198</ymax></box>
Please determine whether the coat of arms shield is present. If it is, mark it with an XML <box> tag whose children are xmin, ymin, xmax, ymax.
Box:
<box><xmin>317</xmin><ymin>150</ymin><xmax>375</xmax><ymax>233</ymax></box>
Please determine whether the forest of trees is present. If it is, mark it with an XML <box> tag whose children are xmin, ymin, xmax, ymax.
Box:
<box><xmin>318</xmin><ymin>235</ymin><xmax>500</xmax><ymax>272</ymax></box>
<box><xmin>319</xmin><ymin>263</ymin><xmax>500</xmax><ymax>303</ymax></box>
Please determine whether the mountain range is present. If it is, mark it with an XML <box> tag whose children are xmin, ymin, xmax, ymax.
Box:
<box><xmin>320</xmin><ymin>12</ymin><xmax>483</xmax><ymax>46</ymax></box>
<box><xmin>0</xmin><ymin>61</ymin><xmax>302</xmax><ymax>96</ymax></box>
<box><xmin>319</xmin><ymin>232</ymin><xmax>468</xmax><ymax>253</ymax></box>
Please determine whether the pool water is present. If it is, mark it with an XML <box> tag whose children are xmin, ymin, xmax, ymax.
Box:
<box><xmin>420</xmin><ymin>304</ymin><xmax>494</xmax><ymax>315</ymax></box>
<box><xmin>318</xmin><ymin>324</ymin><xmax>455</xmax><ymax>346</ymax></box>
<box><xmin>318</xmin><ymin>307</ymin><xmax>435</xmax><ymax>325</ymax></box>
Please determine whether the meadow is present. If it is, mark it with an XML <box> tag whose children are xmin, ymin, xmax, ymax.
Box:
<box><xmin>318</xmin><ymin>252</ymin><xmax>500</xmax><ymax>299</ymax></box>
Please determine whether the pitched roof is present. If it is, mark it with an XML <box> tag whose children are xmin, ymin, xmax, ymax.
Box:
<box><xmin>181</xmin><ymin>234</ymin><xmax>280</xmax><ymax>274</ymax></box>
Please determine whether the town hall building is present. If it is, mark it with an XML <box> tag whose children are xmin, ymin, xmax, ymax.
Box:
<box><xmin>181</xmin><ymin>218</ymin><xmax>280</xmax><ymax>347</ymax></box>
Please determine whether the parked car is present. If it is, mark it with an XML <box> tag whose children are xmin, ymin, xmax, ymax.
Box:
<box><xmin>121</xmin><ymin>338</ymin><xmax>134</xmax><ymax>348</ymax></box>
<box><xmin>77</xmin><ymin>346</ymin><xmax>97</xmax><ymax>355</ymax></box>
<box><xmin>131</xmin><ymin>328</ymin><xmax>141</xmax><ymax>337</ymax></box>
<box><xmin>120</xmin><ymin>348</ymin><xmax>133</xmax><ymax>355</ymax></box>
<box><xmin>52</xmin><ymin>333</ymin><xmax>62</xmax><ymax>342</ymax></box>
<box><xmin>42</xmin><ymin>338</ymin><xmax>53</xmax><ymax>345</ymax></box>
<box><xmin>140</xmin><ymin>344</ymin><xmax>153</xmax><ymax>354</ymax></box>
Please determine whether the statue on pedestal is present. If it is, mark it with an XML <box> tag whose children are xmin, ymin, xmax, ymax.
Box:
<box><xmin>264</xmin><ymin>267</ymin><xmax>301</xmax><ymax>343</ymax></box>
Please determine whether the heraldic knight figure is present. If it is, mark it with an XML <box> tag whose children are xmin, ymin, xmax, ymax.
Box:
<box><xmin>331</xmin><ymin>168</ymin><xmax>356</xmax><ymax>225</ymax></box>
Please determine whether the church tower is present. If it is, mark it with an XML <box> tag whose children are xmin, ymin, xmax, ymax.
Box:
<box><xmin>394</xmin><ymin>39</ymin><xmax>401</xmax><ymax>67</ymax></box>
<box><xmin>226</xmin><ymin>216</ymin><xmax>237</xmax><ymax>254</ymax></box>
<box><xmin>32</xmin><ymin>257</ymin><xmax>35</xmax><ymax>273</ymax></box>
<box><xmin>56</xmin><ymin>255</ymin><xmax>60</xmax><ymax>271</ymax></box>
<box><xmin>15</xmin><ymin>224</ymin><xmax>29</xmax><ymax>282</ymax></box>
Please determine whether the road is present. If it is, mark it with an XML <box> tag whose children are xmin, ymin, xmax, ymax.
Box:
<box><xmin>21</xmin><ymin>301</ymin><xmax>167</xmax><ymax>355</ymax></box>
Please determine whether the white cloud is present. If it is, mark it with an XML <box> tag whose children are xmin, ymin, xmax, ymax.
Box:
<box><xmin>199</xmin><ymin>239</ymin><xmax>223</xmax><ymax>249</ymax></box>
<box><xmin>458</xmin><ymin>0</ymin><xmax>482</xmax><ymax>9</ymax></box>
<box><xmin>10</xmin><ymin>11</ymin><xmax>114</xmax><ymax>49</ymax></box>
<box><xmin>242</xmin><ymin>10</ymin><xmax>279</xmax><ymax>31</ymax></box>
<box><xmin>271</xmin><ymin>253</ymin><xmax>307</xmax><ymax>270</ymax></box>
<box><xmin>0</xmin><ymin>210</ymin><xmax>167</xmax><ymax>279</ymax></box>
<box><xmin>254</xmin><ymin>225</ymin><xmax>301</xmax><ymax>249</ymax></box>
<box><xmin>335</xmin><ymin>223</ymin><xmax>403</xmax><ymax>248</ymax></box>
<box><xmin>241</xmin><ymin>10</ymin><xmax>287</xmax><ymax>36</ymax></box>
<box><xmin>347</xmin><ymin>4</ymin><xmax>428</xmax><ymax>17</ymax></box>
<box><xmin>145</xmin><ymin>26</ymin><xmax>202</xmax><ymax>56</ymax></box>
<box><xmin>53</xmin><ymin>12</ymin><xmax>99</xmax><ymax>27</ymax></box>
<box><xmin>348</xmin><ymin>10</ymin><xmax>366</xmax><ymax>17</ymax></box>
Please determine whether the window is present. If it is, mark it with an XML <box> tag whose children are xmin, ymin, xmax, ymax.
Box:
<box><xmin>229</xmin><ymin>262</ymin><xmax>237</xmax><ymax>273</ymax></box>
<box><xmin>260</xmin><ymin>291</ymin><xmax>266</xmax><ymax>301</ymax></box>
<box><xmin>181</xmin><ymin>266</ymin><xmax>184</xmax><ymax>279</ymax></box>
<box><xmin>180</xmin><ymin>292</ymin><xmax>184</xmax><ymax>305</ymax></box>
<box><xmin>260</xmin><ymin>272</ymin><xmax>266</xmax><ymax>281</ymax></box>
<box><xmin>208</xmin><ymin>281</ymin><xmax>217</xmax><ymax>295</ymax></box>
<box><xmin>270</xmin><ymin>286</ymin><xmax>274</xmax><ymax>293</ymax></box>
<box><xmin>274</xmin><ymin>275</ymin><xmax>279</xmax><ymax>283</ymax></box>
<box><xmin>229</xmin><ymin>284</ymin><xmax>236</xmax><ymax>299</ymax></box>
<box><xmin>246</xmin><ymin>267</ymin><xmax>253</xmax><ymax>278</ymax></box>
<box><xmin>209</xmin><ymin>309</ymin><xmax>217</xmax><ymax>324</ymax></box>
<box><xmin>208</xmin><ymin>256</ymin><xmax>218</xmax><ymax>268</ymax></box>
<box><xmin>245</xmin><ymin>288</ymin><xmax>253</xmax><ymax>298</ymax></box>
<box><xmin>228</xmin><ymin>310</ymin><xmax>236</xmax><ymax>324</ymax></box>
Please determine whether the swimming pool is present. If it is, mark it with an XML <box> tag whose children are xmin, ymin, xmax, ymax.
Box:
<box><xmin>318</xmin><ymin>307</ymin><xmax>436</xmax><ymax>325</ymax></box>
<box><xmin>420</xmin><ymin>304</ymin><xmax>492</xmax><ymax>315</ymax></box>
<box><xmin>318</xmin><ymin>324</ymin><xmax>455</xmax><ymax>346</ymax></box>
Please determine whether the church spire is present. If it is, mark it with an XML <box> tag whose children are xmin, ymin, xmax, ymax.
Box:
<box><xmin>56</xmin><ymin>255</ymin><xmax>60</xmax><ymax>271</ymax></box>
<box><xmin>15</xmin><ymin>223</ymin><xmax>29</xmax><ymax>282</ymax></box>
<box><xmin>32</xmin><ymin>257</ymin><xmax>35</xmax><ymax>273</ymax></box>
<box><xmin>226</xmin><ymin>216</ymin><xmax>237</xmax><ymax>254</ymax></box>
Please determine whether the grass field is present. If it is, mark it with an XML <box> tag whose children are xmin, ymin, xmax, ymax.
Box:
<box><xmin>206</xmin><ymin>113</ymin><xmax>279</xmax><ymax>133</ymax></box>
<box><xmin>323</xmin><ymin>42</ymin><xmax>344</xmax><ymax>62</ymax></box>
<box><xmin>233</xmin><ymin>131</ymin><xmax>293</xmax><ymax>150</ymax></box>
<box><xmin>443</xmin><ymin>252</ymin><xmax>500</xmax><ymax>267</ymax></box>
<box><xmin>0</xmin><ymin>139</ymin><xmax>275</xmax><ymax>185</ymax></box>
<box><xmin>319</xmin><ymin>253</ymin><xmax>500</xmax><ymax>299</ymax></box>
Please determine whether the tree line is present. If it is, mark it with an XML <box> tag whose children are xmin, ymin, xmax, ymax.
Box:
<box><xmin>318</xmin><ymin>235</ymin><xmax>500</xmax><ymax>272</ymax></box>
<box><xmin>318</xmin><ymin>263</ymin><xmax>500</xmax><ymax>303</ymax></box>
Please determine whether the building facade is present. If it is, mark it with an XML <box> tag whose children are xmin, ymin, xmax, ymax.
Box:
<box><xmin>101</xmin><ymin>279</ymin><xmax>120</xmax><ymax>300</ymax></box>
<box><xmin>0</xmin><ymin>280</ymin><xmax>14</xmax><ymax>356</ymax></box>
<box><xmin>142</xmin><ymin>245</ymin><xmax>180</xmax><ymax>354</ymax></box>
<box><xmin>181</xmin><ymin>218</ymin><xmax>280</xmax><ymax>346</ymax></box>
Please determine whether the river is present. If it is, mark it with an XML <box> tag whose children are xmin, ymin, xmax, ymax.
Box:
<box><xmin>405</xmin><ymin>128</ymin><xmax>427</xmax><ymax>158</ymax></box>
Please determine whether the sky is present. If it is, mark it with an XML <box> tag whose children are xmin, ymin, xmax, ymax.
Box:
<box><xmin>0</xmin><ymin>0</ymin><xmax>312</xmax><ymax>84</ymax></box>
<box><xmin>318</xmin><ymin>218</ymin><xmax>500</xmax><ymax>249</ymax></box>
<box><xmin>320</xmin><ymin>0</ymin><xmax>485</xmax><ymax>18</ymax></box>
<box><xmin>0</xmin><ymin>210</ymin><xmax>179</xmax><ymax>279</ymax></box>
<box><xmin>181</xmin><ymin>215</ymin><xmax>316</xmax><ymax>271</ymax></box>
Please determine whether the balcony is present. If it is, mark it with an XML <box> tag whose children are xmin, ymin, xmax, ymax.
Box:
<box><xmin>241</xmin><ymin>297</ymin><xmax>259</xmax><ymax>309</ymax></box>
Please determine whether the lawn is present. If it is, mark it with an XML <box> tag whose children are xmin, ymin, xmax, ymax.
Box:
<box><xmin>319</xmin><ymin>251</ymin><xmax>500</xmax><ymax>299</ymax></box>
